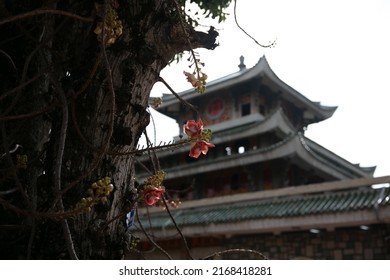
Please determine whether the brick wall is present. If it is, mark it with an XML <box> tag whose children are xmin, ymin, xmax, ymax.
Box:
<box><xmin>226</xmin><ymin>224</ymin><xmax>390</xmax><ymax>259</ymax></box>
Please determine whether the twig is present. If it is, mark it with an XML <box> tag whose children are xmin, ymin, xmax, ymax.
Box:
<box><xmin>171</xmin><ymin>0</ymin><xmax>202</xmax><ymax>76</ymax></box>
<box><xmin>0</xmin><ymin>125</ymin><xmax>32</xmax><ymax>208</ymax></box>
<box><xmin>108</xmin><ymin>138</ymin><xmax>191</xmax><ymax>156</ymax></box>
<box><xmin>101</xmin><ymin>203</ymin><xmax>136</xmax><ymax>230</ymax></box>
<box><xmin>0</xmin><ymin>195</ymin><xmax>93</xmax><ymax>220</ymax></box>
<box><xmin>0</xmin><ymin>73</ymin><xmax>43</xmax><ymax>102</ymax></box>
<box><xmin>26</xmin><ymin>221</ymin><xmax>36</xmax><ymax>259</ymax></box>
<box><xmin>0</xmin><ymin>49</ymin><xmax>17</xmax><ymax>77</ymax></box>
<box><xmin>0</xmin><ymin>9</ymin><xmax>94</xmax><ymax>26</ymax></box>
<box><xmin>0</xmin><ymin>187</ymin><xmax>19</xmax><ymax>196</ymax></box>
<box><xmin>158</xmin><ymin>76</ymin><xmax>199</xmax><ymax>116</ymax></box>
<box><xmin>1</xmin><ymin>42</ymin><xmax>42</xmax><ymax>117</ymax></box>
<box><xmin>72</xmin><ymin>56</ymin><xmax>102</xmax><ymax>98</ymax></box>
<box><xmin>147</xmin><ymin>108</ymin><xmax>157</xmax><ymax>146</ymax></box>
<box><xmin>0</xmin><ymin>101</ymin><xmax>57</xmax><ymax>122</ymax></box>
<box><xmin>143</xmin><ymin>129</ymin><xmax>160</xmax><ymax>174</ymax></box>
<box><xmin>70</xmin><ymin>100</ymin><xmax>95</xmax><ymax>149</ymax></box>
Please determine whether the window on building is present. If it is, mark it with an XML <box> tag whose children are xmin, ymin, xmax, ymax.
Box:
<box><xmin>241</xmin><ymin>103</ymin><xmax>251</xmax><ymax>116</ymax></box>
<box><xmin>238</xmin><ymin>146</ymin><xmax>245</xmax><ymax>154</ymax></box>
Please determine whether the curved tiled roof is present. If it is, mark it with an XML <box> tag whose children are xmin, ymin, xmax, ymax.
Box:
<box><xmin>137</xmin><ymin>131</ymin><xmax>373</xmax><ymax>181</ymax></box>
<box><xmin>136</xmin><ymin>187</ymin><xmax>390</xmax><ymax>230</ymax></box>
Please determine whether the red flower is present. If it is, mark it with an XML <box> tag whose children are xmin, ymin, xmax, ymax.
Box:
<box><xmin>184</xmin><ymin>119</ymin><xmax>203</xmax><ymax>139</ymax></box>
<box><xmin>143</xmin><ymin>187</ymin><xmax>165</xmax><ymax>206</ymax></box>
<box><xmin>189</xmin><ymin>141</ymin><xmax>215</xmax><ymax>158</ymax></box>
<box><xmin>183</xmin><ymin>71</ymin><xmax>198</xmax><ymax>87</ymax></box>
<box><xmin>183</xmin><ymin>71</ymin><xmax>208</xmax><ymax>94</ymax></box>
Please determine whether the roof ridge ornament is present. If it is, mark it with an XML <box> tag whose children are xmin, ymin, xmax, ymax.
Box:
<box><xmin>238</xmin><ymin>55</ymin><xmax>246</xmax><ymax>71</ymax></box>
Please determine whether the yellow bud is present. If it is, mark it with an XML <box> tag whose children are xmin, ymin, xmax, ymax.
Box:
<box><xmin>106</xmin><ymin>184</ymin><xmax>114</xmax><ymax>192</ymax></box>
<box><xmin>104</xmin><ymin>177</ymin><xmax>111</xmax><ymax>185</ymax></box>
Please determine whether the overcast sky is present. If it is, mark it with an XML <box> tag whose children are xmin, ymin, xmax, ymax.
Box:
<box><xmin>147</xmin><ymin>0</ymin><xmax>390</xmax><ymax>177</ymax></box>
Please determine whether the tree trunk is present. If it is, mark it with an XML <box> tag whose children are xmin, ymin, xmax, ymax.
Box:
<box><xmin>0</xmin><ymin>0</ymin><xmax>217</xmax><ymax>259</ymax></box>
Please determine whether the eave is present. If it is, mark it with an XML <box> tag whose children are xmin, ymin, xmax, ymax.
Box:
<box><xmin>137</xmin><ymin>108</ymin><xmax>295</xmax><ymax>160</ymax></box>
<box><xmin>137</xmin><ymin>132</ymin><xmax>375</xmax><ymax>182</ymax></box>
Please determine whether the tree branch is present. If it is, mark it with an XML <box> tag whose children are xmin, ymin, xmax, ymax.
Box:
<box><xmin>158</xmin><ymin>76</ymin><xmax>199</xmax><ymax>116</ymax></box>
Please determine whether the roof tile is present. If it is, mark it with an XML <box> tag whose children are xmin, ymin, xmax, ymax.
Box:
<box><xmin>136</xmin><ymin>187</ymin><xmax>390</xmax><ymax>230</ymax></box>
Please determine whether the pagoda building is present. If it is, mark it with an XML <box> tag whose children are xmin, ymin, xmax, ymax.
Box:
<box><xmin>131</xmin><ymin>56</ymin><xmax>390</xmax><ymax>260</ymax></box>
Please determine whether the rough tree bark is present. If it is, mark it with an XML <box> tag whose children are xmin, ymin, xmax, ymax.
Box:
<box><xmin>0</xmin><ymin>0</ymin><xmax>218</xmax><ymax>259</ymax></box>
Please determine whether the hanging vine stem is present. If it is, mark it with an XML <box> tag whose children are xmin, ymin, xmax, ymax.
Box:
<box><xmin>1</xmin><ymin>42</ymin><xmax>44</xmax><ymax>117</ymax></box>
<box><xmin>136</xmin><ymin>208</ymin><xmax>172</xmax><ymax>260</ymax></box>
<box><xmin>233</xmin><ymin>0</ymin><xmax>276</xmax><ymax>48</ymax></box>
<box><xmin>161</xmin><ymin>195</ymin><xmax>194</xmax><ymax>260</ymax></box>
<box><xmin>136</xmin><ymin>129</ymin><xmax>194</xmax><ymax>259</ymax></box>
<box><xmin>0</xmin><ymin>194</ymin><xmax>102</xmax><ymax>220</ymax></box>
<box><xmin>0</xmin><ymin>72</ymin><xmax>43</xmax><ymax>102</ymax></box>
<box><xmin>54</xmin><ymin>26</ymin><xmax>116</xmax><ymax>202</ymax></box>
<box><xmin>50</xmin><ymin>75</ymin><xmax>78</xmax><ymax>260</ymax></box>
<box><xmin>0</xmin><ymin>9</ymin><xmax>94</xmax><ymax>26</ymax></box>
<box><xmin>0</xmin><ymin>53</ymin><xmax>100</xmax><ymax>122</ymax></box>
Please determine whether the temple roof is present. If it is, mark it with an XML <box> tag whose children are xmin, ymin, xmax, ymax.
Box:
<box><xmin>139</xmin><ymin>188</ymin><xmax>390</xmax><ymax>228</ymax></box>
<box><xmin>136</xmin><ymin>109</ymin><xmax>376</xmax><ymax>181</ymax></box>
<box><xmin>152</xmin><ymin>133</ymin><xmax>373</xmax><ymax>179</ymax></box>
<box><xmin>157</xmin><ymin>55</ymin><xmax>337</xmax><ymax>123</ymax></box>
<box><xmin>134</xmin><ymin>176</ymin><xmax>390</xmax><ymax>238</ymax></box>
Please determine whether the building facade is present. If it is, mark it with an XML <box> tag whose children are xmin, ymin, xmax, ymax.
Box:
<box><xmin>130</xmin><ymin>56</ymin><xmax>390</xmax><ymax>259</ymax></box>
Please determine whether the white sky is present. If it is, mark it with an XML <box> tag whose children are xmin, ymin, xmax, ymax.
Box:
<box><xmin>147</xmin><ymin>0</ymin><xmax>390</xmax><ymax>177</ymax></box>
